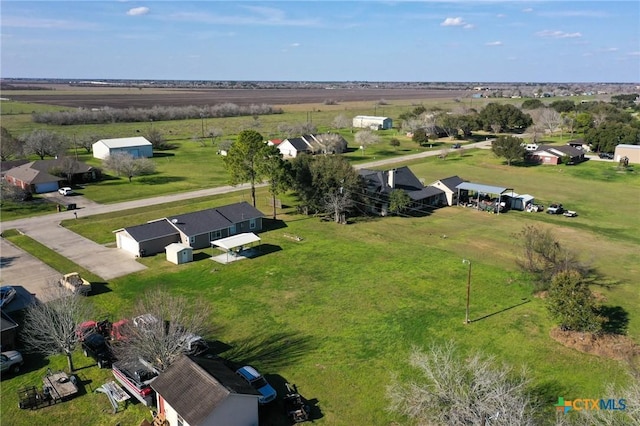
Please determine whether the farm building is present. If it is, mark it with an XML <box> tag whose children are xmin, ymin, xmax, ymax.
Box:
<box><xmin>614</xmin><ymin>144</ymin><xmax>640</xmax><ymax>164</ymax></box>
<box><xmin>151</xmin><ymin>355</ymin><xmax>260</xmax><ymax>426</ymax></box>
<box><xmin>114</xmin><ymin>202</ymin><xmax>264</xmax><ymax>257</ymax></box>
<box><xmin>92</xmin><ymin>136</ymin><xmax>153</xmax><ymax>160</ymax></box>
<box><xmin>165</xmin><ymin>243</ymin><xmax>193</xmax><ymax>265</ymax></box>
<box><xmin>455</xmin><ymin>182</ymin><xmax>513</xmax><ymax>213</ymax></box>
<box><xmin>352</xmin><ymin>115</ymin><xmax>393</xmax><ymax>130</ymax></box>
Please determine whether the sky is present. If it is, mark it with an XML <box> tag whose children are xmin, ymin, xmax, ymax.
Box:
<box><xmin>1</xmin><ymin>1</ymin><xmax>639</xmax><ymax>83</ymax></box>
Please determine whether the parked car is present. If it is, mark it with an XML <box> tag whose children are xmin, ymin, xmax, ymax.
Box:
<box><xmin>81</xmin><ymin>332</ymin><xmax>115</xmax><ymax>368</ymax></box>
<box><xmin>1</xmin><ymin>350</ymin><xmax>24</xmax><ymax>374</ymax></box>
<box><xmin>598</xmin><ymin>153</ymin><xmax>614</xmax><ymax>160</ymax></box>
<box><xmin>58</xmin><ymin>187</ymin><xmax>73</xmax><ymax>196</ymax></box>
<box><xmin>452</xmin><ymin>143</ymin><xmax>462</xmax><ymax>149</ymax></box>
<box><xmin>546</xmin><ymin>204</ymin><xmax>564</xmax><ymax>215</ymax></box>
<box><xmin>0</xmin><ymin>286</ymin><xmax>17</xmax><ymax>308</ymax></box>
<box><xmin>563</xmin><ymin>210</ymin><xmax>578</xmax><ymax>217</ymax></box>
<box><xmin>236</xmin><ymin>365</ymin><xmax>277</xmax><ymax>404</ymax></box>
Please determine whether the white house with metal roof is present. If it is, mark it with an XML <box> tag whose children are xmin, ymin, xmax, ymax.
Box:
<box><xmin>352</xmin><ymin>115</ymin><xmax>393</xmax><ymax>130</ymax></box>
<box><xmin>92</xmin><ymin>136</ymin><xmax>153</xmax><ymax>159</ymax></box>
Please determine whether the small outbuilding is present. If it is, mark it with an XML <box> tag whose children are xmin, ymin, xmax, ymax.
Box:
<box><xmin>93</xmin><ymin>136</ymin><xmax>153</xmax><ymax>160</ymax></box>
<box><xmin>352</xmin><ymin>115</ymin><xmax>393</xmax><ymax>130</ymax></box>
<box><xmin>165</xmin><ymin>243</ymin><xmax>193</xmax><ymax>265</ymax></box>
<box><xmin>614</xmin><ymin>144</ymin><xmax>640</xmax><ymax>164</ymax></box>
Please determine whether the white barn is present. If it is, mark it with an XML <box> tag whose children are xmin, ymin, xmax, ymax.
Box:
<box><xmin>352</xmin><ymin>115</ymin><xmax>393</xmax><ymax>130</ymax></box>
<box><xmin>93</xmin><ymin>137</ymin><xmax>153</xmax><ymax>160</ymax></box>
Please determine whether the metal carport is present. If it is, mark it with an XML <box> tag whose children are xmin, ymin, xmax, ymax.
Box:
<box><xmin>211</xmin><ymin>233</ymin><xmax>261</xmax><ymax>263</ymax></box>
<box><xmin>455</xmin><ymin>182</ymin><xmax>513</xmax><ymax>214</ymax></box>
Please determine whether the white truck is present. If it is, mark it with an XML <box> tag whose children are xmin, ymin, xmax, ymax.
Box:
<box><xmin>60</xmin><ymin>272</ymin><xmax>92</xmax><ymax>295</ymax></box>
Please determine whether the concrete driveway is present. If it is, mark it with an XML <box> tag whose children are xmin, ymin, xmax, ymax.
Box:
<box><xmin>0</xmin><ymin>238</ymin><xmax>61</xmax><ymax>308</ymax></box>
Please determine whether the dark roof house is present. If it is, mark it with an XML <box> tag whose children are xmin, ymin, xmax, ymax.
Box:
<box><xmin>114</xmin><ymin>202</ymin><xmax>265</xmax><ymax>257</ymax></box>
<box><xmin>151</xmin><ymin>355</ymin><xmax>260</xmax><ymax>426</ymax></box>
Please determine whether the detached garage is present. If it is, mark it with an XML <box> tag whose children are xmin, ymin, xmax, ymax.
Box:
<box><xmin>165</xmin><ymin>243</ymin><xmax>193</xmax><ymax>265</ymax></box>
<box><xmin>93</xmin><ymin>137</ymin><xmax>153</xmax><ymax>160</ymax></box>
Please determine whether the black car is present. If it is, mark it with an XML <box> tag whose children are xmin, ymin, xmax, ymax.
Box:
<box><xmin>598</xmin><ymin>152</ymin><xmax>614</xmax><ymax>159</ymax></box>
<box><xmin>81</xmin><ymin>332</ymin><xmax>115</xmax><ymax>368</ymax></box>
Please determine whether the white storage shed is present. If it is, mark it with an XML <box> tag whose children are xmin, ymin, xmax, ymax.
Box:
<box><xmin>93</xmin><ymin>137</ymin><xmax>153</xmax><ymax>160</ymax></box>
<box><xmin>352</xmin><ymin>115</ymin><xmax>393</xmax><ymax>130</ymax></box>
<box><xmin>165</xmin><ymin>243</ymin><xmax>193</xmax><ymax>265</ymax></box>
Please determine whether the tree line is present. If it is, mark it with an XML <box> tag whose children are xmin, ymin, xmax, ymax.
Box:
<box><xmin>32</xmin><ymin>103</ymin><xmax>283</xmax><ymax>125</ymax></box>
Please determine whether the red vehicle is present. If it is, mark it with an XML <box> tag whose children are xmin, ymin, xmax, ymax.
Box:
<box><xmin>111</xmin><ymin>359</ymin><xmax>157</xmax><ymax>406</ymax></box>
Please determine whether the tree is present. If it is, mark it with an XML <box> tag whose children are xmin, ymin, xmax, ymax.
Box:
<box><xmin>103</xmin><ymin>152</ymin><xmax>156</xmax><ymax>182</ymax></box>
<box><xmin>0</xmin><ymin>127</ymin><xmax>23</xmax><ymax>160</ymax></box>
<box><xmin>77</xmin><ymin>134</ymin><xmax>100</xmax><ymax>153</ymax></box>
<box><xmin>536</xmin><ymin>108</ymin><xmax>563</xmax><ymax>136</ymax></box>
<box><xmin>547</xmin><ymin>270</ymin><xmax>602</xmax><ymax>332</ymax></box>
<box><xmin>387</xmin><ymin>342</ymin><xmax>541</xmax><ymax>426</ymax></box>
<box><xmin>491</xmin><ymin>135</ymin><xmax>526</xmax><ymax>166</ymax></box>
<box><xmin>207</xmin><ymin>127</ymin><xmax>223</xmax><ymax>147</ymax></box>
<box><xmin>389</xmin><ymin>138</ymin><xmax>400</xmax><ymax>151</ymax></box>
<box><xmin>145</xmin><ymin>127</ymin><xmax>167</xmax><ymax>149</ymax></box>
<box><xmin>411</xmin><ymin>128</ymin><xmax>430</xmax><ymax>146</ymax></box>
<box><xmin>332</xmin><ymin>113</ymin><xmax>351</xmax><ymax>130</ymax></box>
<box><xmin>313</xmin><ymin>133</ymin><xmax>346</xmax><ymax>154</ymax></box>
<box><xmin>479</xmin><ymin>103</ymin><xmax>533</xmax><ymax>132</ymax></box>
<box><xmin>60</xmin><ymin>157</ymin><xmax>80</xmax><ymax>184</ymax></box>
<box><xmin>22</xmin><ymin>129</ymin><xmax>67</xmax><ymax>160</ymax></box>
<box><xmin>257</xmin><ymin>145</ymin><xmax>291</xmax><ymax>219</ymax></box>
<box><xmin>550</xmin><ymin>99</ymin><xmax>576</xmax><ymax>113</ymax></box>
<box><xmin>516</xmin><ymin>225</ymin><xmax>589</xmax><ymax>289</ymax></box>
<box><xmin>21</xmin><ymin>286</ymin><xmax>91</xmax><ymax>372</ymax></box>
<box><xmin>388</xmin><ymin>189</ymin><xmax>411</xmax><ymax>215</ymax></box>
<box><xmin>112</xmin><ymin>288</ymin><xmax>211</xmax><ymax>371</ymax></box>
<box><xmin>525</xmin><ymin>123</ymin><xmax>546</xmax><ymax>144</ymax></box>
<box><xmin>521</xmin><ymin>99</ymin><xmax>545</xmax><ymax>110</ymax></box>
<box><xmin>224</xmin><ymin>130</ymin><xmax>267</xmax><ymax>207</ymax></box>
<box><xmin>354</xmin><ymin>130</ymin><xmax>380</xmax><ymax>156</ymax></box>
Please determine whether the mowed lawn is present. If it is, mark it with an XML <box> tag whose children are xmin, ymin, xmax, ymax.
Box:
<box><xmin>2</xmin><ymin>150</ymin><xmax>638</xmax><ymax>426</ymax></box>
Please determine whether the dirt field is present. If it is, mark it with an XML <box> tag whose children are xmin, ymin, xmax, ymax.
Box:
<box><xmin>3</xmin><ymin>84</ymin><xmax>468</xmax><ymax>109</ymax></box>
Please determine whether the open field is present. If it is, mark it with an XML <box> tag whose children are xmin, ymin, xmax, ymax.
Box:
<box><xmin>2</xmin><ymin>148</ymin><xmax>638</xmax><ymax>426</ymax></box>
<box><xmin>1</xmin><ymin>90</ymin><xmax>637</xmax><ymax>425</ymax></box>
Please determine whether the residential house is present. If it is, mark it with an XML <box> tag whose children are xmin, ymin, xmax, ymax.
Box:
<box><xmin>1</xmin><ymin>311</ymin><xmax>19</xmax><ymax>351</ymax></box>
<box><xmin>359</xmin><ymin>166</ymin><xmax>444</xmax><ymax>215</ymax></box>
<box><xmin>277</xmin><ymin>137</ymin><xmax>313</xmax><ymax>158</ymax></box>
<box><xmin>114</xmin><ymin>202</ymin><xmax>264</xmax><ymax>257</ymax></box>
<box><xmin>151</xmin><ymin>355</ymin><xmax>260</xmax><ymax>426</ymax></box>
<box><xmin>527</xmin><ymin>145</ymin><xmax>585</xmax><ymax>165</ymax></box>
<box><xmin>3</xmin><ymin>163</ymin><xmax>64</xmax><ymax>193</ymax></box>
<box><xmin>567</xmin><ymin>138</ymin><xmax>590</xmax><ymax>152</ymax></box>
<box><xmin>277</xmin><ymin>134</ymin><xmax>348</xmax><ymax>158</ymax></box>
<box><xmin>92</xmin><ymin>136</ymin><xmax>153</xmax><ymax>160</ymax></box>
<box><xmin>428</xmin><ymin>176</ymin><xmax>466</xmax><ymax>206</ymax></box>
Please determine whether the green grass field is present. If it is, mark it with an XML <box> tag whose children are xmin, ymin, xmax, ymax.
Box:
<box><xmin>1</xmin><ymin>94</ymin><xmax>636</xmax><ymax>425</ymax></box>
<box><xmin>2</xmin><ymin>147</ymin><xmax>638</xmax><ymax>425</ymax></box>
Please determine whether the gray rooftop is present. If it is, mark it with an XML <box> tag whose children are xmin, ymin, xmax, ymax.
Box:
<box><xmin>456</xmin><ymin>182</ymin><xmax>512</xmax><ymax>195</ymax></box>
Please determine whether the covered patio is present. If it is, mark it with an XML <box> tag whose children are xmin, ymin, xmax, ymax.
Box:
<box><xmin>210</xmin><ymin>232</ymin><xmax>261</xmax><ymax>264</ymax></box>
<box><xmin>455</xmin><ymin>182</ymin><xmax>513</xmax><ymax>214</ymax></box>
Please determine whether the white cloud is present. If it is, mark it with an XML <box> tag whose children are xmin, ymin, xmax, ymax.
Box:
<box><xmin>603</xmin><ymin>47</ymin><xmax>619</xmax><ymax>52</ymax></box>
<box><xmin>486</xmin><ymin>41</ymin><xmax>503</xmax><ymax>46</ymax></box>
<box><xmin>291</xmin><ymin>42</ymin><xmax>300</xmax><ymax>47</ymax></box>
<box><xmin>441</xmin><ymin>17</ymin><xmax>466</xmax><ymax>27</ymax></box>
<box><xmin>127</xmin><ymin>7</ymin><xmax>150</xmax><ymax>16</ymax></box>
<box><xmin>522</xmin><ymin>8</ymin><xmax>534</xmax><ymax>13</ymax></box>
<box><xmin>628</xmin><ymin>51</ymin><xmax>640</xmax><ymax>56</ymax></box>
<box><xmin>496</xmin><ymin>14</ymin><xmax>506</xmax><ymax>18</ymax></box>
<box><xmin>463</xmin><ymin>24</ymin><xmax>474</xmax><ymax>29</ymax></box>
<box><xmin>535</xmin><ymin>30</ymin><xmax>582</xmax><ymax>39</ymax></box>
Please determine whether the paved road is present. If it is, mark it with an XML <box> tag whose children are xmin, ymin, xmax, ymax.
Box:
<box><xmin>0</xmin><ymin>141</ymin><xmax>491</xmax><ymax>292</ymax></box>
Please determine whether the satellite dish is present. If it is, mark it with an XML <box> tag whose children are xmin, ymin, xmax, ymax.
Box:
<box><xmin>171</xmin><ymin>219</ymin><xmax>178</xmax><ymax>224</ymax></box>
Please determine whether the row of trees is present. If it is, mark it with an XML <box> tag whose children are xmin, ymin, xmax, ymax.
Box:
<box><xmin>33</xmin><ymin>103</ymin><xmax>283</xmax><ymax>125</ymax></box>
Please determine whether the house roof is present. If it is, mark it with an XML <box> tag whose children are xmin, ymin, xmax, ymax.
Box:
<box><xmin>94</xmin><ymin>136</ymin><xmax>152</xmax><ymax>149</ymax></box>
<box><xmin>165</xmin><ymin>243</ymin><xmax>192</xmax><ymax>254</ymax></box>
<box><xmin>168</xmin><ymin>209</ymin><xmax>232</xmax><ymax>237</ymax></box>
<box><xmin>283</xmin><ymin>137</ymin><xmax>311</xmax><ymax>152</ymax></box>
<box><xmin>407</xmin><ymin>186</ymin><xmax>444</xmax><ymax>201</ymax></box>
<box><xmin>353</xmin><ymin>115</ymin><xmax>390</xmax><ymax>120</ymax></box>
<box><xmin>28</xmin><ymin>158</ymin><xmax>95</xmax><ymax>174</ymax></box>
<box><xmin>617</xmin><ymin>144</ymin><xmax>640</xmax><ymax>150</ymax></box>
<box><xmin>216</xmin><ymin>202</ymin><xmax>264</xmax><ymax>224</ymax></box>
<box><xmin>359</xmin><ymin>166</ymin><xmax>424</xmax><ymax>194</ymax></box>
<box><xmin>121</xmin><ymin>220</ymin><xmax>179</xmax><ymax>242</ymax></box>
<box><xmin>456</xmin><ymin>182</ymin><xmax>512</xmax><ymax>195</ymax></box>
<box><xmin>537</xmin><ymin>145</ymin><xmax>583</xmax><ymax>158</ymax></box>
<box><xmin>0</xmin><ymin>159</ymin><xmax>29</xmax><ymax>174</ymax></box>
<box><xmin>433</xmin><ymin>175</ymin><xmax>465</xmax><ymax>192</ymax></box>
<box><xmin>4</xmin><ymin>162</ymin><xmax>64</xmax><ymax>184</ymax></box>
<box><xmin>268</xmin><ymin>139</ymin><xmax>282</xmax><ymax>145</ymax></box>
<box><xmin>1</xmin><ymin>310</ymin><xmax>19</xmax><ymax>333</ymax></box>
<box><xmin>151</xmin><ymin>355</ymin><xmax>259</xmax><ymax>426</ymax></box>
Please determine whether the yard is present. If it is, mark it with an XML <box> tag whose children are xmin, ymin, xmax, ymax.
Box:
<box><xmin>2</xmin><ymin>149</ymin><xmax>638</xmax><ymax>425</ymax></box>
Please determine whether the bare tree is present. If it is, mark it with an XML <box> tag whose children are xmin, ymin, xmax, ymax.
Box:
<box><xmin>526</xmin><ymin>123</ymin><xmax>546</xmax><ymax>144</ymax></box>
<box><xmin>112</xmin><ymin>288</ymin><xmax>212</xmax><ymax>371</ymax></box>
<box><xmin>60</xmin><ymin>157</ymin><xmax>80</xmax><ymax>184</ymax></box>
<box><xmin>77</xmin><ymin>134</ymin><xmax>100</xmax><ymax>153</ymax></box>
<box><xmin>537</xmin><ymin>108</ymin><xmax>563</xmax><ymax>136</ymax></box>
<box><xmin>22</xmin><ymin>129</ymin><xmax>67</xmax><ymax>159</ymax></box>
<box><xmin>103</xmin><ymin>152</ymin><xmax>156</xmax><ymax>182</ymax></box>
<box><xmin>145</xmin><ymin>127</ymin><xmax>167</xmax><ymax>149</ymax></box>
<box><xmin>439</xmin><ymin>146</ymin><xmax>451</xmax><ymax>159</ymax></box>
<box><xmin>21</xmin><ymin>285</ymin><xmax>92</xmax><ymax>372</ymax></box>
<box><xmin>491</xmin><ymin>122</ymin><xmax>503</xmax><ymax>134</ymax></box>
<box><xmin>324</xmin><ymin>189</ymin><xmax>354</xmax><ymax>224</ymax></box>
<box><xmin>314</xmin><ymin>133</ymin><xmax>346</xmax><ymax>154</ymax></box>
<box><xmin>354</xmin><ymin>130</ymin><xmax>380</xmax><ymax>156</ymax></box>
<box><xmin>387</xmin><ymin>342</ymin><xmax>541</xmax><ymax>426</ymax></box>
<box><xmin>207</xmin><ymin>127</ymin><xmax>223</xmax><ymax>147</ymax></box>
<box><xmin>332</xmin><ymin>114</ymin><xmax>351</xmax><ymax>130</ymax></box>
<box><xmin>0</xmin><ymin>127</ymin><xmax>24</xmax><ymax>160</ymax></box>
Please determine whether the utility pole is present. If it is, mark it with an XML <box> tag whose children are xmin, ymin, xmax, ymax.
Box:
<box><xmin>462</xmin><ymin>259</ymin><xmax>472</xmax><ymax>324</ymax></box>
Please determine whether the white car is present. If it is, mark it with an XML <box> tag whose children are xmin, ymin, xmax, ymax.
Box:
<box><xmin>58</xmin><ymin>187</ymin><xmax>73</xmax><ymax>196</ymax></box>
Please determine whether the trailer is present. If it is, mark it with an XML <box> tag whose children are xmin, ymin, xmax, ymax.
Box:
<box><xmin>112</xmin><ymin>360</ymin><xmax>157</xmax><ymax>407</ymax></box>
<box><xmin>19</xmin><ymin>370</ymin><xmax>79</xmax><ymax>410</ymax></box>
